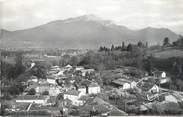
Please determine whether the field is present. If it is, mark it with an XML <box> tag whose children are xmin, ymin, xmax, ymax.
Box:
<box><xmin>153</xmin><ymin>49</ymin><xmax>183</xmax><ymax>59</ymax></box>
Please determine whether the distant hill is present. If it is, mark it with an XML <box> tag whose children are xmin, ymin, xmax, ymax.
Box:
<box><xmin>0</xmin><ymin>15</ymin><xmax>179</xmax><ymax>49</ymax></box>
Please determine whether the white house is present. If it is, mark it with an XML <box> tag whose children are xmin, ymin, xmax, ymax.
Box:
<box><xmin>81</xmin><ymin>69</ymin><xmax>95</xmax><ymax>76</ymax></box>
<box><xmin>30</xmin><ymin>62</ymin><xmax>36</xmax><ymax>69</ymax></box>
<box><xmin>130</xmin><ymin>81</ymin><xmax>137</xmax><ymax>89</ymax></box>
<box><xmin>51</xmin><ymin>65</ymin><xmax>60</xmax><ymax>69</ymax></box>
<box><xmin>65</xmin><ymin>64</ymin><xmax>72</xmax><ymax>71</ymax></box>
<box><xmin>35</xmin><ymin>84</ymin><xmax>61</xmax><ymax>96</ymax></box>
<box><xmin>77</xmin><ymin>86</ymin><xmax>87</xmax><ymax>95</ymax></box>
<box><xmin>160</xmin><ymin>77</ymin><xmax>171</xmax><ymax>84</ymax></box>
<box><xmin>153</xmin><ymin>71</ymin><xmax>166</xmax><ymax>78</ymax></box>
<box><xmin>148</xmin><ymin>85</ymin><xmax>160</xmax><ymax>94</ymax></box>
<box><xmin>48</xmin><ymin>86</ymin><xmax>61</xmax><ymax>96</ymax></box>
<box><xmin>112</xmin><ymin>78</ymin><xmax>133</xmax><ymax>90</ymax></box>
<box><xmin>75</xmin><ymin>66</ymin><xmax>84</xmax><ymax>71</ymax></box>
<box><xmin>63</xmin><ymin>90</ymin><xmax>84</xmax><ymax>106</ymax></box>
<box><xmin>54</xmin><ymin>70</ymin><xmax>65</xmax><ymax>76</ymax></box>
<box><xmin>28</xmin><ymin>76</ymin><xmax>38</xmax><ymax>83</ymax></box>
<box><xmin>47</xmin><ymin>78</ymin><xmax>56</xmax><ymax>84</ymax></box>
<box><xmin>50</xmin><ymin>66</ymin><xmax>61</xmax><ymax>71</ymax></box>
<box><xmin>16</xmin><ymin>95</ymin><xmax>49</xmax><ymax>105</ymax></box>
<box><xmin>88</xmin><ymin>83</ymin><xmax>101</xmax><ymax>94</ymax></box>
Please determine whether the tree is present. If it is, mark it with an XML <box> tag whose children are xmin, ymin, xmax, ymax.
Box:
<box><xmin>28</xmin><ymin>88</ymin><xmax>36</xmax><ymax>95</ymax></box>
<box><xmin>163</xmin><ymin>37</ymin><xmax>170</xmax><ymax>46</ymax></box>
<box><xmin>137</xmin><ymin>41</ymin><xmax>143</xmax><ymax>48</ymax></box>
<box><xmin>122</xmin><ymin>42</ymin><xmax>126</xmax><ymax>51</ymax></box>
<box><xmin>111</xmin><ymin>44</ymin><xmax>115</xmax><ymax>51</ymax></box>
<box><xmin>144</xmin><ymin>56</ymin><xmax>153</xmax><ymax>75</ymax></box>
<box><xmin>42</xmin><ymin>91</ymin><xmax>49</xmax><ymax>95</ymax></box>
<box><xmin>172</xmin><ymin>35</ymin><xmax>183</xmax><ymax>47</ymax></box>
<box><xmin>70</xmin><ymin>56</ymin><xmax>79</xmax><ymax>66</ymax></box>
<box><xmin>31</xmin><ymin>64</ymin><xmax>47</xmax><ymax>79</ymax></box>
<box><xmin>145</xmin><ymin>42</ymin><xmax>148</xmax><ymax>48</ymax></box>
<box><xmin>0</xmin><ymin>104</ymin><xmax>9</xmax><ymax>116</ymax></box>
<box><xmin>14</xmin><ymin>52</ymin><xmax>25</xmax><ymax>77</ymax></box>
<box><xmin>127</xmin><ymin>44</ymin><xmax>133</xmax><ymax>52</ymax></box>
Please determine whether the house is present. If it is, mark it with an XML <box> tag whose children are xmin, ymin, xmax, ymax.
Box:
<box><xmin>15</xmin><ymin>95</ymin><xmax>49</xmax><ymax>105</ymax></box>
<box><xmin>35</xmin><ymin>83</ymin><xmax>61</xmax><ymax>96</ymax></box>
<box><xmin>51</xmin><ymin>66</ymin><xmax>60</xmax><ymax>70</ymax></box>
<box><xmin>148</xmin><ymin>84</ymin><xmax>160</xmax><ymax>94</ymax></box>
<box><xmin>38</xmin><ymin>79</ymin><xmax>48</xmax><ymax>84</ymax></box>
<box><xmin>81</xmin><ymin>69</ymin><xmax>95</xmax><ymax>76</ymax></box>
<box><xmin>46</xmin><ymin>77</ymin><xmax>56</xmax><ymax>84</ymax></box>
<box><xmin>75</xmin><ymin>85</ymin><xmax>87</xmax><ymax>95</ymax></box>
<box><xmin>112</xmin><ymin>78</ymin><xmax>136</xmax><ymax>89</ymax></box>
<box><xmin>49</xmin><ymin>86</ymin><xmax>61</xmax><ymax>96</ymax></box>
<box><xmin>74</xmin><ymin>81</ymin><xmax>100</xmax><ymax>95</ymax></box>
<box><xmin>54</xmin><ymin>70</ymin><xmax>65</xmax><ymax>76</ymax></box>
<box><xmin>30</xmin><ymin>62</ymin><xmax>36</xmax><ymax>69</ymax></box>
<box><xmin>27</xmin><ymin>76</ymin><xmax>38</xmax><ymax>83</ymax></box>
<box><xmin>75</xmin><ymin>66</ymin><xmax>84</xmax><ymax>71</ymax></box>
<box><xmin>153</xmin><ymin>71</ymin><xmax>166</xmax><ymax>78</ymax></box>
<box><xmin>88</xmin><ymin>82</ymin><xmax>101</xmax><ymax>94</ymax></box>
<box><xmin>159</xmin><ymin>77</ymin><xmax>171</xmax><ymax>84</ymax></box>
<box><xmin>65</xmin><ymin>64</ymin><xmax>72</xmax><ymax>70</ymax></box>
<box><xmin>63</xmin><ymin>90</ymin><xmax>84</xmax><ymax>106</ymax></box>
<box><xmin>80</xmin><ymin>97</ymin><xmax>127</xmax><ymax>116</ymax></box>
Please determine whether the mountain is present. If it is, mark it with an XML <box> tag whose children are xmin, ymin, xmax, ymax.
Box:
<box><xmin>0</xmin><ymin>15</ymin><xmax>179</xmax><ymax>49</ymax></box>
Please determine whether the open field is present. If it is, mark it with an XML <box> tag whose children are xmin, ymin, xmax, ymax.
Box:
<box><xmin>153</xmin><ymin>49</ymin><xmax>183</xmax><ymax>59</ymax></box>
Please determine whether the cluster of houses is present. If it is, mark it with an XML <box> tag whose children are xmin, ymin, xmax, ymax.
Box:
<box><xmin>105</xmin><ymin>69</ymin><xmax>183</xmax><ymax>114</ymax></box>
<box><xmin>12</xmin><ymin>64</ymin><xmax>101</xmax><ymax>115</ymax></box>
<box><xmin>4</xmin><ymin>63</ymin><xmax>183</xmax><ymax>116</ymax></box>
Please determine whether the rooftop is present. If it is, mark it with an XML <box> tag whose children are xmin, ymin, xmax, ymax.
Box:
<box><xmin>16</xmin><ymin>95</ymin><xmax>48</xmax><ymax>100</ymax></box>
<box><xmin>112</xmin><ymin>78</ymin><xmax>131</xmax><ymax>86</ymax></box>
<box><xmin>153</xmin><ymin>71</ymin><xmax>165</xmax><ymax>75</ymax></box>
<box><xmin>64</xmin><ymin>90</ymin><xmax>80</xmax><ymax>96</ymax></box>
<box><xmin>89</xmin><ymin>82</ymin><xmax>100</xmax><ymax>87</ymax></box>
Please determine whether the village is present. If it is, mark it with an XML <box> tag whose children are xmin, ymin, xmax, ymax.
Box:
<box><xmin>2</xmin><ymin>61</ymin><xmax>183</xmax><ymax>116</ymax></box>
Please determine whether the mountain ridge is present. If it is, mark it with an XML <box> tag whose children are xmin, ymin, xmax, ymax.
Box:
<box><xmin>0</xmin><ymin>15</ymin><xmax>179</xmax><ymax>49</ymax></box>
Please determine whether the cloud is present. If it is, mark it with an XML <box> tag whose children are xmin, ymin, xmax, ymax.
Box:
<box><xmin>97</xmin><ymin>5</ymin><xmax>121</xmax><ymax>12</ymax></box>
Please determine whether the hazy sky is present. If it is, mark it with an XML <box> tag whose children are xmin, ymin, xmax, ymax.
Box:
<box><xmin>1</xmin><ymin>0</ymin><xmax>183</xmax><ymax>34</ymax></box>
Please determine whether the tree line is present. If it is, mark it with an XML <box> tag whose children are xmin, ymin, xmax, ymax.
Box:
<box><xmin>99</xmin><ymin>41</ymin><xmax>148</xmax><ymax>52</ymax></box>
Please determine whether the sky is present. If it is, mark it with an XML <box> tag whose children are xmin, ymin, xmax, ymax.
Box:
<box><xmin>0</xmin><ymin>0</ymin><xmax>183</xmax><ymax>34</ymax></box>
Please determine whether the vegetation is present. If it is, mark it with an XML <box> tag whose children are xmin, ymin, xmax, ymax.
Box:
<box><xmin>80</xmin><ymin>44</ymin><xmax>147</xmax><ymax>71</ymax></box>
<box><xmin>172</xmin><ymin>35</ymin><xmax>183</xmax><ymax>48</ymax></box>
<box><xmin>42</xmin><ymin>91</ymin><xmax>49</xmax><ymax>95</ymax></box>
<box><xmin>28</xmin><ymin>88</ymin><xmax>36</xmax><ymax>95</ymax></box>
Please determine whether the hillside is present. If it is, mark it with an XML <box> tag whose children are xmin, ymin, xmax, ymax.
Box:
<box><xmin>153</xmin><ymin>48</ymin><xmax>183</xmax><ymax>59</ymax></box>
<box><xmin>0</xmin><ymin>15</ymin><xmax>179</xmax><ymax>49</ymax></box>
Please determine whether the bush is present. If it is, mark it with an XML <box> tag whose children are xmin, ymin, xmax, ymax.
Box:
<box><xmin>42</xmin><ymin>91</ymin><xmax>49</xmax><ymax>95</ymax></box>
<box><xmin>28</xmin><ymin>88</ymin><xmax>36</xmax><ymax>95</ymax></box>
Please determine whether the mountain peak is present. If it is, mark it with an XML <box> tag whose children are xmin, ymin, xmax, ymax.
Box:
<box><xmin>77</xmin><ymin>14</ymin><xmax>102</xmax><ymax>21</ymax></box>
<box><xmin>63</xmin><ymin>14</ymin><xmax>113</xmax><ymax>26</ymax></box>
<box><xmin>65</xmin><ymin>14</ymin><xmax>104</xmax><ymax>23</ymax></box>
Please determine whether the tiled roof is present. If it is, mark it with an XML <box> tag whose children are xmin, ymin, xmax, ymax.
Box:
<box><xmin>64</xmin><ymin>90</ymin><xmax>80</xmax><ymax>96</ymax></box>
<box><xmin>16</xmin><ymin>95</ymin><xmax>48</xmax><ymax>100</ymax></box>
<box><xmin>112</xmin><ymin>78</ymin><xmax>131</xmax><ymax>85</ymax></box>
<box><xmin>79</xmin><ymin>95</ymin><xmax>89</xmax><ymax>101</ymax></box>
<box><xmin>89</xmin><ymin>82</ymin><xmax>99</xmax><ymax>87</ymax></box>
<box><xmin>110</xmin><ymin>106</ymin><xmax>128</xmax><ymax>116</ymax></box>
<box><xmin>153</xmin><ymin>71</ymin><xmax>164</xmax><ymax>75</ymax></box>
<box><xmin>64</xmin><ymin>98</ymin><xmax>72</xmax><ymax>103</ymax></box>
